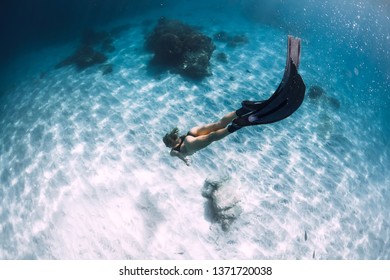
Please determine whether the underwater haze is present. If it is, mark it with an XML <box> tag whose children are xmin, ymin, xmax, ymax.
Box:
<box><xmin>0</xmin><ymin>0</ymin><xmax>389</xmax><ymax>259</ymax></box>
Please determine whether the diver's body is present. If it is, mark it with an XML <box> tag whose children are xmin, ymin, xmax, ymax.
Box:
<box><xmin>165</xmin><ymin>111</ymin><xmax>237</xmax><ymax>165</ymax></box>
<box><xmin>163</xmin><ymin>36</ymin><xmax>306</xmax><ymax>166</ymax></box>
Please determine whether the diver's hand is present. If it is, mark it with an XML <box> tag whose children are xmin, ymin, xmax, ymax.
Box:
<box><xmin>184</xmin><ymin>157</ymin><xmax>191</xmax><ymax>166</ymax></box>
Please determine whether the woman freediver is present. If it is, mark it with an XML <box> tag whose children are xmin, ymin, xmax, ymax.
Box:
<box><xmin>163</xmin><ymin>36</ymin><xmax>306</xmax><ymax>166</ymax></box>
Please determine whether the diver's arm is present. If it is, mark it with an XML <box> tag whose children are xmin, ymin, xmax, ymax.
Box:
<box><xmin>170</xmin><ymin>150</ymin><xmax>191</xmax><ymax>166</ymax></box>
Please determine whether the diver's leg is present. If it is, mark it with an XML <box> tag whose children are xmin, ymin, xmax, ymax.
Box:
<box><xmin>218</xmin><ymin>111</ymin><xmax>237</xmax><ymax>126</ymax></box>
<box><xmin>189</xmin><ymin>111</ymin><xmax>237</xmax><ymax>136</ymax></box>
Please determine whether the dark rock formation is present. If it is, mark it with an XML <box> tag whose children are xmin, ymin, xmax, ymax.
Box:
<box><xmin>216</xmin><ymin>52</ymin><xmax>228</xmax><ymax>63</ymax></box>
<box><xmin>100</xmin><ymin>64</ymin><xmax>113</xmax><ymax>75</ymax></box>
<box><xmin>308</xmin><ymin>85</ymin><xmax>341</xmax><ymax>109</ymax></box>
<box><xmin>55</xmin><ymin>24</ymin><xmax>130</xmax><ymax>71</ymax></box>
<box><xmin>213</xmin><ymin>31</ymin><xmax>249</xmax><ymax>47</ymax></box>
<box><xmin>202</xmin><ymin>176</ymin><xmax>241</xmax><ymax>231</ymax></box>
<box><xmin>145</xmin><ymin>18</ymin><xmax>216</xmax><ymax>78</ymax></box>
<box><xmin>55</xmin><ymin>45</ymin><xmax>107</xmax><ymax>70</ymax></box>
<box><xmin>227</xmin><ymin>35</ymin><xmax>249</xmax><ymax>47</ymax></box>
<box><xmin>327</xmin><ymin>96</ymin><xmax>341</xmax><ymax>109</ymax></box>
<box><xmin>308</xmin><ymin>85</ymin><xmax>325</xmax><ymax>99</ymax></box>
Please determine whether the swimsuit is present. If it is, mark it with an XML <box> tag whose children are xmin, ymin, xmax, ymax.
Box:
<box><xmin>172</xmin><ymin>135</ymin><xmax>186</xmax><ymax>152</ymax></box>
<box><xmin>172</xmin><ymin>132</ymin><xmax>196</xmax><ymax>153</ymax></box>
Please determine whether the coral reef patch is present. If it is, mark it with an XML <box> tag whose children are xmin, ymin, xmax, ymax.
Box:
<box><xmin>145</xmin><ymin>18</ymin><xmax>215</xmax><ymax>79</ymax></box>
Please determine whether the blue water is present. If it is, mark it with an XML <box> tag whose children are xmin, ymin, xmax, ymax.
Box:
<box><xmin>0</xmin><ymin>0</ymin><xmax>389</xmax><ymax>259</ymax></box>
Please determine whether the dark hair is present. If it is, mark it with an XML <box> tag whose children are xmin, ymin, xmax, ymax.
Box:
<box><xmin>163</xmin><ymin>127</ymin><xmax>179</xmax><ymax>147</ymax></box>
